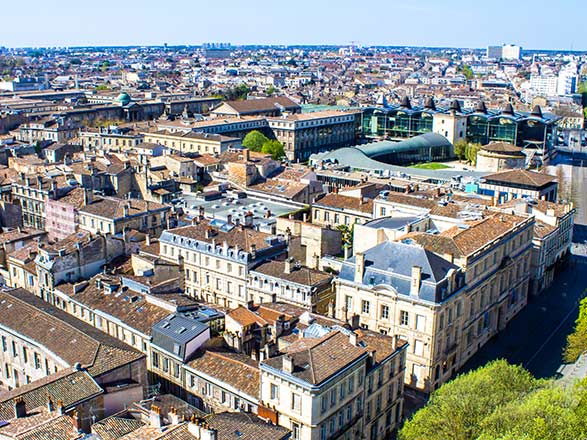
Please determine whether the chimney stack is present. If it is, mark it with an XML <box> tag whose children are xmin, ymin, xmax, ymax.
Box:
<box><xmin>328</xmin><ymin>300</ymin><xmax>334</xmax><ymax>318</ymax></box>
<box><xmin>71</xmin><ymin>410</ymin><xmax>81</xmax><ymax>431</ymax></box>
<box><xmin>123</xmin><ymin>203</ymin><xmax>130</xmax><ymax>218</ymax></box>
<box><xmin>283</xmin><ymin>354</ymin><xmax>294</xmax><ymax>373</ymax></box>
<box><xmin>250</xmin><ymin>244</ymin><xmax>256</xmax><ymax>259</ymax></box>
<box><xmin>56</xmin><ymin>399</ymin><xmax>65</xmax><ymax>416</ymax></box>
<box><xmin>149</xmin><ymin>405</ymin><xmax>162</xmax><ymax>428</ymax></box>
<box><xmin>284</xmin><ymin>257</ymin><xmax>293</xmax><ymax>274</ymax></box>
<box><xmin>168</xmin><ymin>407</ymin><xmax>180</xmax><ymax>425</ymax></box>
<box><xmin>354</xmin><ymin>252</ymin><xmax>365</xmax><ymax>283</ymax></box>
<box><xmin>410</xmin><ymin>266</ymin><xmax>422</xmax><ymax>296</ymax></box>
<box><xmin>47</xmin><ymin>395</ymin><xmax>54</xmax><ymax>413</ymax></box>
<box><xmin>83</xmin><ymin>188</ymin><xmax>93</xmax><ymax>205</ymax></box>
<box><xmin>349</xmin><ymin>331</ymin><xmax>358</xmax><ymax>346</ymax></box>
<box><xmin>13</xmin><ymin>397</ymin><xmax>26</xmax><ymax>418</ymax></box>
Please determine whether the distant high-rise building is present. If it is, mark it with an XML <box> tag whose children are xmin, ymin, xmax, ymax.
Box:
<box><xmin>486</xmin><ymin>46</ymin><xmax>503</xmax><ymax>60</ymax></box>
<box><xmin>486</xmin><ymin>44</ymin><xmax>522</xmax><ymax>61</ymax></box>
<box><xmin>502</xmin><ymin>44</ymin><xmax>521</xmax><ymax>60</ymax></box>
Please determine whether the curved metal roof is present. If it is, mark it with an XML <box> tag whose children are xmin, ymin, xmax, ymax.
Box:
<box><xmin>356</xmin><ymin>132</ymin><xmax>452</xmax><ymax>159</ymax></box>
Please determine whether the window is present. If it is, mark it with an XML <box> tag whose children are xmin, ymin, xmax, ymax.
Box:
<box><xmin>416</xmin><ymin>314</ymin><xmax>426</xmax><ymax>331</ymax></box>
<box><xmin>321</xmin><ymin>395</ymin><xmax>327</xmax><ymax>413</ymax></box>
<box><xmin>330</xmin><ymin>388</ymin><xmax>336</xmax><ymax>407</ymax></box>
<box><xmin>381</xmin><ymin>305</ymin><xmax>389</xmax><ymax>320</ymax></box>
<box><xmin>292</xmin><ymin>423</ymin><xmax>301</xmax><ymax>440</ymax></box>
<box><xmin>270</xmin><ymin>383</ymin><xmax>279</xmax><ymax>400</ymax></box>
<box><xmin>400</xmin><ymin>310</ymin><xmax>409</xmax><ymax>326</ymax></box>
<box><xmin>340</xmin><ymin>382</ymin><xmax>346</xmax><ymax>400</ymax></box>
<box><xmin>414</xmin><ymin>340</ymin><xmax>424</xmax><ymax>357</ymax></box>
<box><xmin>291</xmin><ymin>393</ymin><xmax>301</xmax><ymax>413</ymax></box>
<box><xmin>348</xmin><ymin>375</ymin><xmax>354</xmax><ymax>394</ymax></box>
<box><xmin>362</xmin><ymin>300</ymin><xmax>370</xmax><ymax>315</ymax></box>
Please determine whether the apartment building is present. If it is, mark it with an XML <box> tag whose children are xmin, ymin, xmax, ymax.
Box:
<box><xmin>334</xmin><ymin>240</ymin><xmax>465</xmax><ymax>392</ymax></box>
<box><xmin>11</xmin><ymin>175</ymin><xmax>73</xmax><ymax>230</ymax></box>
<box><xmin>35</xmin><ymin>231</ymin><xmax>126</xmax><ymax>303</ymax></box>
<box><xmin>143</xmin><ymin>129</ymin><xmax>241</xmax><ymax>156</ymax></box>
<box><xmin>476</xmin><ymin>169</ymin><xmax>558</xmax><ymax>203</ymax></box>
<box><xmin>0</xmin><ymin>288</ymin><xmax>146</xmax><ymax>416</ymax></box>
<box><xmin>158</xmin><ymin>220</ymin><xmax>287</xmax><ymax>308</ymax></box>
<box><xmin>259</xmin><ymin>327</ymin><xmax>407</xmax><ymax>440</ymax></box>
<box><xmin>498</xmin><ymin>198</ymin><xmax>575</xmax><ymax>294</ymax></box>
<box><xmin>17</xmin><ymin>117</ymin><xmax>78</xmax><ymax>143</ymax></box>
<box><xmin>79</xmin><ymin>126</ymin><xmax>144</xmax><ymax>150</ymax></box>
<box><xmin>266</xmin><ymin>111</ymin><xmax>358</xmax><ymax>161</ymax></box>
<box><xmin>312</xmin><ymin>193</ymin><xmax>374</xmax><ymax>228</ymax></box>
<box><xmin>248</xmin><ymin>258</ymin><xmax>333</xmax><ymax>312</ymax></box>
<box><xmin>78</xmin><ymin>194</ymin><xmax>170</xmax><ymax>237</ymax></box>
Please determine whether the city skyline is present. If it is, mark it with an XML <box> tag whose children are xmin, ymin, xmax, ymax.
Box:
<box><xmin>2</xmin><ymin>0</ymin><xmax>585</xmax><ymax>51</ymax></box>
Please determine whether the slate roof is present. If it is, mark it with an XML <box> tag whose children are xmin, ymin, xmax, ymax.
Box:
<box><xmin>338</xmin><ymin>240</ymin><xmax>458</xmax><ymax>302</ymax></box>
<box><xmin>262</xmin><ymin>331</ymin><xmax>367</xmax><ymax>386</ymax></box>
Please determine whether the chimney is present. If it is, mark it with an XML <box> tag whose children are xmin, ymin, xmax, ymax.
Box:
<box><xmin>349</xmin><ymin>331</ymin><xmax>358</xmax><ymax>346</ymax></box>
<box><xmin>354</xmin><ymin>252</ymin><xmax>365</xmax><ymax>283</ymax></box>
<box><xmin>313</xmin><ymin>253</ymin><xmax>320</xmax><ymax>270</ymax></box>
<box><xmin>284</xmin><ymin>257</ymin><xmax>293</xmax><ymax>274</ymax></box>
<box><xmin>302</xmin><ymin>212</ymin><xmax>308</xmax><ymax>222</ymax></box>
<box><xmin>149</xmin><ymin>405</ymin><xmax>162</xmax><ymax>428</ymax></box>
<box><xmin>168</xmin><ymin>407</ymin><xmax>180</xmax><ymax>425</ymax></box>
<box><xmin>283</xmin><ymin>354</ymin><xmax>294</xmax><ymax>373</ymax></box>
<box><xmin>265</xmin><ymin>209</ymin><xmax>271</xmax><ymax>219</ymax></box>
<box><xmin>47</xmin><ymin>395</ymin><xmax>54</xmax><ymax>413</ymax></box>
<box><xmin>123</xmin><ymin>203</ymin><xmax>130</xmax><ymax>217</ymax></box>
<box><xmin>410</xmin><ymin>266</ymin><xmax>422</xmax><ymax>296</ymax></box>
<box><xmin>244</xmin><ymin>212</ymin><xmax>253</xmax><ymax>227</ymax></box>
<box><xmin>344</xmin><ymin>245</ymin><xmax>352</xmax><ymax>260</ymax></box>
<box><xmin>83</xmin><ymin>188</ymin><xmax>93</xmax><ymax>205</ymax></box>
<box><xmin>244</xmin><ymin>148</ymin><xmax>250</xmax><ymax>162</ymax></box>
<box><xmin>199</xmin><ymin>206</ymin><xmax>205</xmax><ymax>221</ymax></box>
<box><xmin>13</xmin><ymin>397</ymin><xmax>26</xmax><ymax>418</ymax></box>
<box><xmin>350</xmin><ymin>314</ymin><xmax>360</xmax><ymax>330</ymax></box>
<box><xmin>327</xmin><ymin>300</ymin><xmax>335</xmax><ymax>318</ymax></box>
<box><xmin>71</xmin><ymin>410</ymin><xmax>81</xmax><ymax>431</ymax></box>
<box><xmin>145</xmin><ymin>234</ymin><xmax>151</xmax><ymax>246</ymax></box>
<box><xmin>250</xmin><ymin>244</ymin><xmax>256</xmax><ymax>259</ymax></box>
<box><xmin>226</xmin><ymin>214</ymin><xmax>232</xmax><ymax>225</ymax></box>
<box><xmin>56</xmin><ymin>399</ymin><xmax>65</xmax><ymax>416</ymax></box>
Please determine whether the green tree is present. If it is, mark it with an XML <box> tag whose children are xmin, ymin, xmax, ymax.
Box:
<box><xmin>266</xmin><ymin>85</ymin><xmax>276</xmax><ymax>96</ymax></box>
<box><xmin>336</xmin><ymin>224</ymin><xmax>354</xmax><ymax>246</ymax></box>
<box><xmin>242</xmin><ymin>130</ymin><xmax>270</xmax><ymax>152</ymax></box>
<box><xmin>261</xmin><ymin>140</ymin><xmax>285</xmax><ymax>160</ymax></box>
<box><xmin>564</xmin><ymin>297</ymin><xmax>587</xmax><ymax>363</ymax></box>
<box><xmin>399</xmin><ymin>360</ymin><xmax>540</xmax><ymax>440</ymax></box>
<box><xmin>453</xmin><ymin>139</ymin><xmax>467</xmax><ymax>161</ymax></box>
<box><xmin>478</xmin><ymin>384</ymin><xmax>587</xmax><ymax>440</ymax></box>
<box><xmin>459</xmin><ymin>64</ymin><xmax>474</xmax><ymax>80</ymax></box>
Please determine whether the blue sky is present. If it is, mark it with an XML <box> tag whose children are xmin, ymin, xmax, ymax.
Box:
<box><xmin>1</xmin><ymin>0</ymin><xmax>584</xmax><ymax>50</ymax></box>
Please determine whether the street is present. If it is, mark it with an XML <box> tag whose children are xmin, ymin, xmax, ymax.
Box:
<box><xmin>461</xmin><ymin>255</ymin><xmax>587</xmax><ymax>379</ymax></box>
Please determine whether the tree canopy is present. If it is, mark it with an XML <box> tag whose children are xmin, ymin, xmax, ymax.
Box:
<box><xmin>564</xmin><ymin>297</ymin><xmax>587</xmax><ymax>363</ymax></box>
<box><xmin>261</xmin><ymin>139</ymin><xmax>285</xmax><ymax>160</ymax></box>
<box><xmin>399</xmin><ymin>360</ymin><xmax>587</xmax><ymax>440</ymax></box>
<box><xmin>242</xmin><ymin>130</ymin><xmax>270</xmax><ymax>152</ymax></box>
